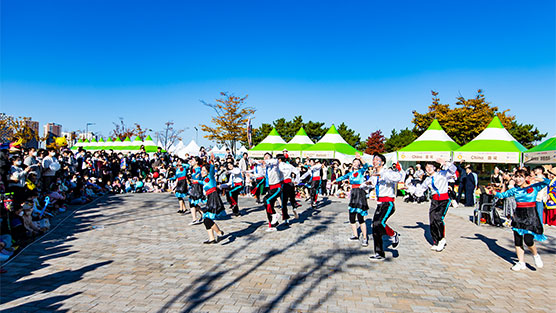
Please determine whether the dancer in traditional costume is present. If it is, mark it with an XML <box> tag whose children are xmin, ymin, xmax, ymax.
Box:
<box><xmin>278</xmin><ymin>154</ymin><xmax>300</xmax><ymax>223</ymax></box>
<box><xmin>188</xmin><ymin>157</ymin><xmax>204</xmax><ymax>225</ymax></box>
<box><xmin>335</xmin><ymin>153</ymin><xmax>369</xmax><ymax>246</ymax></box>
<box><xmin>491</xmin><ymin>169</ymin><xmax>550</xmax><ymax>271</ymax></box>
<box><xmin>223</xmin><ymin>162</ymin><xmax>243</xmax><ymax>217</ymax></box>
<box><xmin>199</xmin><ymin>154</ymin><xmax>225</xmax><ymax>244</ymax></box>
<box><xmin>418</xmin><ymin>158</ymin><xmax>457</xmax><ymax>252</ymax></box>
<box><xmin>170</xmin><ymin>159</ymin><xmax>190</xmax><ymax>214</ymax></box>
<box><xmin>366</xmin><ymin>153</ymin><xmax>405</xmax><ymax>261</ymax></box>
<box><xmin>261</xmin><ymin>153</ymin><xmax>284</xmax><ymax>232</ymax></box>
<box><xmin>299</xmin><ymin>159</ymin><xmax>322</xmax><ymax>209</ymax></box>
<box><xmin>250</xmin><ymin>162</ymin><xmax>267</xmax><ymax>204</ymax></box>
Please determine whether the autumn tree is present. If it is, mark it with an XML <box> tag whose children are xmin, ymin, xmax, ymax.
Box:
<box><xmin>155</xmin><ymin>121</ymin><xmax>184</xmax><ymax>151</ymax></box>
<box><xmin>364</xmin><ymin>130</ymin><xmax>386</xmax><ymax>155</ymax></box>
<box><xmin>412</xmin><ymin>89</ymin><xmax>545</xmax><ymax>147</ymax></box>
<box><xmin>0</xmin><ymin>114</ymin><xmax>42</xmax><ymax>145</ymax></box>
<box><xmin>200</xmin><ymin>92</ymin><xmax>255</xmax><ymax>155</ymax></box>
<box><xmin>111</xmin><ymin>118</ymin><xmax>149</xmax><ymax>141</ymax></box>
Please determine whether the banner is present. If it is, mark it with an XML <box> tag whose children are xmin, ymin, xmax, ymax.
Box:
<box><xmin>247</xmin><ymin>118</ymin><xmax>252</xmax><ymax>149</ymax></box>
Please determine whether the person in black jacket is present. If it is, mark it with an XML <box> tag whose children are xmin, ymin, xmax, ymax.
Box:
<box><xmin>464</xmin><ymin>166</ymin><xmax>476</xmax><ymax>207</ymax></box>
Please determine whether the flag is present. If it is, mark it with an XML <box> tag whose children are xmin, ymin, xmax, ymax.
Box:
<box><xmin>247</xmin><ymin>118</ymin><xmax>253</xmax><ymax>149</ymax></box>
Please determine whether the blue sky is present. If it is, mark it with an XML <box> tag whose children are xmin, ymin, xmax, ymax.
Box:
<box><xmin>2</xmin><ymin>0</ymin><xmax>555</xmax><ymax>146</ymax></box>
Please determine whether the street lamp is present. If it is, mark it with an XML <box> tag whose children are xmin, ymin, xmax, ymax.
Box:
<box><xmin>86</xmin><ymin>123</ymin><xmax>95</xmax><ymax>140</ymax></box>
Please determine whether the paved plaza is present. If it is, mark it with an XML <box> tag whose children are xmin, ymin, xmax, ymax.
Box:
<box><xmin>1</xmin><ymin>193</ymin><xmax>555</xmax><ymax>312</ymax></box>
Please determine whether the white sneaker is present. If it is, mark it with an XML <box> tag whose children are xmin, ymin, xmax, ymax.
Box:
<box><xmin>533</xmin><ymin>254</ymin><xmax>544</xmax><ymax>268</ymax></box>
<box><xmin>266</xmin><ymin>227</ymin><xmax>277</xmax><ymax>232</ymax></box>
<box><xmin>435</xmin><ymin>238</ymin><xmax>447</xmax><ymax>252</ymax></box>
<box><xmin>511</xmin><ymin>262</ymin><xmax>526</xmax><ymax>271</ymax></box>
<box><xmin>271</xmin><ymin>213</ymin><xmax>280</xmax><ymax>225</ymax></box>
<box><xmin>431</xmin><ymin>245</ymin><xmax>438</xmax><ymax>250</ymax></box>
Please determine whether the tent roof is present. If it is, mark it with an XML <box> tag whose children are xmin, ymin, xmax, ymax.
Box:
<box><xmin>304</xmin><ymin>124</ymin><xmax>359</xmax><ymax>155</ymax></box>
<box><xmin>457</xmin><ymin>116</ymin><xmax>526</xmax><ymax>152</ymax></box>
<box><xmin>277</xmin><ymin>127</ymin><xmax>314</xmax><ymax>152</ymax></box>
<box><xmin>400</xmin><ymin>119</ymin><xmax>460</xmax><ymax>152</ymax></box>
<box><xmin>250</xmin><ymin>128</ymin><xmax>286</xmax><ymax>151</ymax></box>
<box><xmin>527</xmin><ymin>134</ymin><xmax>556</xmax><ymax>153</ymax></box>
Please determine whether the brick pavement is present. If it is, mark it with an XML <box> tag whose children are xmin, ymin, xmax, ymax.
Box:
<box><xmin>1</xmin><ymin>193</ymin><xmax>555</xmax><ymax>312</ymax></box>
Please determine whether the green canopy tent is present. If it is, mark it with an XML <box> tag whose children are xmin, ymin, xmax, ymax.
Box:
<box><xmin>249</xmin><ymin>128</ymin><xmax>287</xmax><ymax>157</ymax></box>
<box><xmin>71</xmin><ymin>139</ymin><xmax>84</xmax><ymax>150</ymax></box>
<box><xmin>96</xmin><ymin>138</ymin><xmax>106</xmax><ymax>151</ymax></box>
<box><xmin>524</xmin><ymin>134</ymin><xmax>556</xmax><ymax>164</ymax></box>
<box><xmin>454</xmin><ymin>116</ymin><xmax>526</xmax><ymax>164</ymax></box>
<box><xmin>398</xmin><ymin>119</ymin><xmax>460</xmax><ymax>162</ymax></box>
<box><xmin>142</xmin><ymin>135</ymin><xmax>162</xmax><ymax>153</ymax></box>
<box><xmin>303</xmin><ymin>124</ymin><xmax>361</xmax><ymax>162</ymax></box>
<box><xmin>274</xmin><ymin>127</ymin><xmax>314</xmax><ymax>157</ymax></box>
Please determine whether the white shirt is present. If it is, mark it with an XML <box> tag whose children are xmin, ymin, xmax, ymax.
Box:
<box><xmin>366</xmin><ymin>167</ymin><xmax>405</xmax><ymax>201</ymax></box>
<box><xmin>300</xmin><ymin>164</ymin><xmax>322</xmax><ymax>181</ymax></box>
<box><xmin>263</xmin><ymin>159</ymin><xmax>283</xmax><ymax>186</ymax></box>
<box><xmin>279</xmin><ymin>162</ymin><xmax>300</xmax><ymax>183</ymax></box>
<box><xmin>419</xmin><ymin>162</ymin><xmax>457</xmax><ymax>196</ymax></box>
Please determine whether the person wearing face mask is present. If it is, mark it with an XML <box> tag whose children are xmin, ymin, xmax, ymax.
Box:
<box><xmin>489</xmin><ymin>169</ymin><xmax>550</xmax><ymax>271</ymax></box>
<box><xmin>9</xmin><ymin>156</ymin><xmax>31</xmax><ymax>192</ymax></box>
<box><xmin>41</xmin><ymin>148</ymin><xmax>60</xmax><ymax>192</ymax></box>
<box><xmin>24</xmin><ymin>148</ymin><xmax>40</xmax><ymax>173</ymax></box>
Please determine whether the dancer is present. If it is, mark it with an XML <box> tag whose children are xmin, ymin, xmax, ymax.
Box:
<box><xmin>335</xmin><ymin>153</ymin><xmax>369</xmax><ymax>246</ymax></box>
<box><xmin>224</xmin><ymin>161</ymin><xmax>243</xmax><ymax>216</ymax></box>
<box><xmin>188</xmin><ymin>157</ymin><xmax>204</xmax><ymax>225</ymax></box>
<box><xmin>170</xmin><ymin>159</ymin><xmax>190</xmax><ymax>214</ymax></box>
<box><xmin>250</xmin><ymin>161</ymin><xmax>266</xmax><ymax>203</ymax></box>
<box><xmin>490</xmin><ymin>169</ymin><xmax>550</xmax><ymax>271</ymax></box>
<box><xmin>418</xmin><ymin>158</ymin><xmax>457</xmax><ymax>252</ymax></box>
<box><xmin>278</xmin><ymin>154</ymin><xmax>301</xmax><ymax>223</ymax></box>
<box><xmin>299</xmin><ymin>159</ymin><xmax>322</xmax><ymax>208</ymax></box>
<box><xmin>261</xmin><ymin>152</ymin><xmax>284</xmax><ymax>232</ymax></box>
<box><xmin>366</xmin><ymin>153</ymin><xmax>405</xmax><ymax>261</ymax></box>
<box><xmin>199</xmin><ymin>154</ymin><xmax>225</xmax><ymax>244</ymax></box>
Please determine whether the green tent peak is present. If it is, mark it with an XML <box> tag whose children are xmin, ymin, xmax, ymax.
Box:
<box><xmin>124</xmin><ymin>137</ymin><xmax>132</xmax><ymax>142</ymax></box>
<box><xmin>145</xmin><ymin>135</ymin><xmax>153</xmax><ymax>141</ymax></box>
<box><xmin>487</xmin><ymin>115</ymin><xmax>505</xmax><ymax>129</ymax></box>
<box><xmin>91</xmin><ymin>138</ymin><xmax>97</xmax><ymax>143</ymax></box>
<box><xmin>133</xmin><ymin>136</ymin><xmax>142</xmax><ymax>141</ymax></box>
<box><xmin>114</xmin><ymin>138</ymin><xmax>122</xmax><ymax>142</ymax></box>
<box><xmin>295</xmin><ymin>127</ymin><xmax>308</xmax><ymax>136</ymax></box>
<box><xmin>427</xmin><ymin>119</ymin><xmax>443</xmax><ymax>131</ymax></box>
<box><xmin>326</xmin><ymin>124</ymin><xmax>339</xmax><ymax>134</ymax></box>
<box><xmin>77</xmin><ymin>139</ymin><xmax>83</xmax><ymax>143</ymax></box>
<box><xmin>268</xmin><ymin>128</ymin><xmax>282</xmax><ymax>136</ymax></box>
<box><xmin>106</xmin><ymin>138</ymin><xmax>113</xmax><ymax>142</ymax></box>
<box><xmin>98</xmin><ymin>138</ymin><xmax>105</xmax><ymax>143</ymax></box>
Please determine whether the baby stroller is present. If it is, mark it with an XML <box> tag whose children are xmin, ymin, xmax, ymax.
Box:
<box><xmin>473</xmin><ymin>189</ymin><xmax>502</xmax><ymax>226</ymax></box>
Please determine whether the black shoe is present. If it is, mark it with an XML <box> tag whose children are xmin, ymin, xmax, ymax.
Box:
<box><xmin>233</xmin><ymin>212</ymin><xmax>240</xmax><ymax>217</ymax></box>
<box><xmin>348</xmin><ymin>235</ymin><xmax>358</xmax><ymax>241</ymax></box>
<box><xmin>392</xmin><ymin>232</ymin><xmax>400</xmax><ymax>248</ymax></box>
<box><xmin>216</xmin><ymin>232</ymin><xmax>225</xmax><ymax>242</ymax></box>
<box><xmin>203</xmin><ymin>240</ymin><xmax>216</xmax><ymax>244</ymax></box>
<box><xmin>369</xmin><ymin>254</ymin><xmax>385</xmax><ymax>261</ymax></box>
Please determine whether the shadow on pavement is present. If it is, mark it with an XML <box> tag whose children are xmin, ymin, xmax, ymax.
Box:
<box><xmin>403</xmin><ymin>221</ymin><xmax>434</xmax><ymax>245</ymax></box>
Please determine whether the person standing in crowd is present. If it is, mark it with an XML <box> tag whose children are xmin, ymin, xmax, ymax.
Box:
<box><xmin>249</xmin><ymin>161</ymin><xmax>266</xmax><ymax>203</ymax></box>
<box><xmin>533</xmin><ymin>166</ymin><xmax>547</xmax><ymax>224</ymax></box>
<box><xmin>491</xmin><ymin>169</ymin><xmax>549</xmax><ymax>271</ymax></box>
<box><xmin>456</xmin><ymin>161</ymin><xmax>467</xmax><ymax>204</ymax></box>
<box><xmin>41</xmin><ymin>148</ymin><xmax>60</xmax><ymax>192</ymax></box>
<box><xmin>418</xmin><ymin>158</ymin><xmax>457</xmax><ymax>252</ymax></box>
<box><xmin>239</xmin><ymin>153</ymin><xmax>249</xmax><ymax>196</ymax></box>
<box><xmin>490</xmin><ymin>166</ymin><xmax>503</xmax><ymax>189</ymax></box>
<box><xmin>366</xmin><ymin>153</ymin><xmax>404</xmax><ymax>261</ymax></box>
<box><xmin>320</xmin><ymin>161</ymin><xmax>328</xmax><ymax>196</ymax></box>
<box><xmin>464</xmin><ymin>166</ymin><xmax>476</xmax><ymax>207</ymax></box>
<box><xmin>544</xmin><ymin>167</ymin><xmax>556</xmax><ymax>226</ymax></box>
<box><xmin>334</xmin><ymin>153</ymin><xmax>369</xmax><ymax>246</ymax></box>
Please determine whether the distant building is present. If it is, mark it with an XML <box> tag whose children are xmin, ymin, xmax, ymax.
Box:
<box><xmin>44</xmin><ymin>123</ymin><xmax>62</xmax><ymax>146</ymax></box>
<box><xmin>25</xmin><ymin>120</ymin><xmax>40</xmax><ymax>149</ymax></box>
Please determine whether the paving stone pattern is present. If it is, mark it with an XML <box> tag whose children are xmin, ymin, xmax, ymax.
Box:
<box><xmin>1</xmin><ymin>193</ymin><xmax>555</xmax><ymax>312</ymax></box>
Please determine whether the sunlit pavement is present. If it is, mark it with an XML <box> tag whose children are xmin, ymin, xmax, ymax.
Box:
<box><xmin>1</xmin><ymin>193</ymin><xmax>555</xmax><ymax>312</ymax></box>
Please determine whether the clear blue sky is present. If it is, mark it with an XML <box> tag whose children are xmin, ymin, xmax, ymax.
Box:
<box><xmin>2</xmin><ymin>0</ymin><xmax>555</xmax><ymax>147</ymax></box>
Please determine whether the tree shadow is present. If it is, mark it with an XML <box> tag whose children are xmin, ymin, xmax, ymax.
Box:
<box><xmin>221</xmin><ymin>221</ymin><xmax>265</xmax><ymax>245</ymax></box>
<box><xmin>156</xmin><ymin>212</ymin><xmax>335</xmax><ymax>313</ymax></box>
<box><xmin>1</xmin><ymin>292</ymin><xmax>82</xmax><ymax>313</ymax></box>
<box><xmin>0</xmin><ymin>261</ymin><xmax>112</xmax><ymax>306</ymax></box>
<box><xmin>403</xmin><ymin>222</ymin><xmax>434</xmax><ymax>245</ymax></box>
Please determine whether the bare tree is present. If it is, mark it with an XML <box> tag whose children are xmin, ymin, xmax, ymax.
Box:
<box><xmin>155</xmin><ymin>121</ymin><xmax>184</xmax><ymax>151</ymax></box>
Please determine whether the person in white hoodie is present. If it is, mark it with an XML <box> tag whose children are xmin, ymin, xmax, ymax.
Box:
<box><xmin>260</xmin><ymin>153</ymin><xmax>284</xmax><ymax>232</ymax></box>
<box><xmin>278</xmin><ymin>155</ymin><xmax>301</xmax><ymax>224</ymax></box>
<box><xmin>418</xmin><ymin>158</ymin><xmax>457</xmax><ymax>252</ymax></box>
<box><xmin>365</xmin><ymin>153</ymin><xmax>405</xmax><ymax>261</ymax></box>
<box><xmin>299</xmin><ymin>159</ymin><xmax>322</xmax><ymax>209</ymax></box>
